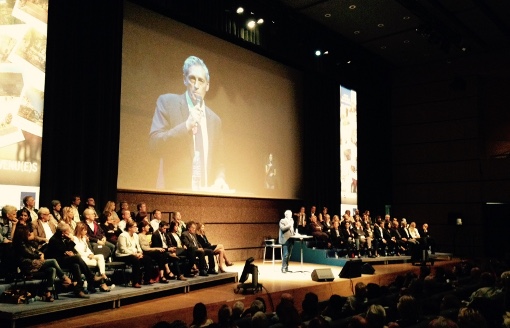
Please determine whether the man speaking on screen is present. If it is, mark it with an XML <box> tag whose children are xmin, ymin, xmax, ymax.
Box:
<box><xmin>149</xmin><ymin>56</ymin><xmax>228</xmax><ymax>191</ymax></box>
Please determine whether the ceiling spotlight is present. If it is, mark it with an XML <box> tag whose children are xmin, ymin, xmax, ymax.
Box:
<box><xmin>247</xmin><ymin>20</ymin><xmax>256</xmax><ymax>29</ymax></box>
<box><xmin>403</xmin><ymin>16</ymin><xmax>410</xmax><ymax>20</ymax></box>
<box><xmin>461</xmin><ymin>46</ymin><xmax>468</xmax><ymax>52</ymax></box>
<box><xmin>347</xmin><ymin>60</ymin><xmax>351</xmax><ymax>64</ymax></box>
<box><xmin>380</xmin><ymin>46</ymin><xmax>387</xmax><ymax>49</ymax></box>
<box><xmin>349</xmin><ymin>5</ymin><xmax>356</xmax><ymax>9</ymax></box>
<box><xmin>404</xmin><ymin>40</ymin><xmax>410</xmax><ymax>44</ymax></box>
<box><xmin>315</xmin><ymin>50</ymin><xmax>322</xmax><ymax>56</ymax></box>
<box><xmin>325</xmin><ymin>13</ymin><xmax>331</xmax><ymax>18</ymax></box>
<box><xmin>354</xmin><ymin>30</ymin><xmax>360</xmax><ymax>35</ymax></box>
<box><xmin>324</xmin><ymin>50</ymin><xmax>329</xmax><ymax>55</ymax></box>
<box><xmin>257</xmin><ymin>18</ymin><xmax>264</xmax><ymax>24</ymax></box>
<box><xmin>236</xmin><ymin>7</ymin><xmax>244</xmax><ymax>14</ymax></box>
<box><xmin>377</xmin><ymin>23</ymin><xmax>385</xmax><ymax>28</ymax></box>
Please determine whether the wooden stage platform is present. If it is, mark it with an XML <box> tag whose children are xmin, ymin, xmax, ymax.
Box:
<box><xmin>1</xmin><ymin>256</ymin><xmax>461</xmax><ymax>328</ymax></box>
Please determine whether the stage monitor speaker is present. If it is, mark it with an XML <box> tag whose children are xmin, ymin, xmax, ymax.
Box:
<box><xmin>361</xmin><ymin>263</ymin><xmax>375</xmax><ymax>274</ymax></box>
<box><xmin>339</xmin><ymin>259</ymin><xmax>362</xmax><ymax>278</ymax></box>
<box><xmin>311</xmin><ymin>268</ymin><xmax>335</xmax><ymax>282</ymax></box>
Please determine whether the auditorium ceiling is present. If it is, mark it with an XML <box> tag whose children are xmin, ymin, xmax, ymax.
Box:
<box><xmin>275</xmin><ymin>0</ymin><xmax>510</xmax><ymax>68</ymax></box>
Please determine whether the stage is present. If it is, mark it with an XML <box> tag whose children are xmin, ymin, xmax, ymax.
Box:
<box><xmin>3</xmin><ymin>257</ymin><xmax>460</xmax><ymax>328</ymax></box>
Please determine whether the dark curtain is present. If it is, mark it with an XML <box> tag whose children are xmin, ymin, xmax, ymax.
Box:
<box><xmin>40</xmin><ymin>0</ymin><xmax>123</xmax><ymax>210</ymax></box>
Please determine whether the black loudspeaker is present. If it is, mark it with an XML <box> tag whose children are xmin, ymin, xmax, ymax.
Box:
<box><xmin>311</xmin><ymin>268</ymin><xmax>335</xmax><ymax>282</ymax></box>
<box><xmin>361</xmin><ymin>263</ymin><xmax>375</xmax><ymax>274</ymax></box>
<box><xmin>339</xmin><ymin>259</ymin><xmax>363</xmax><ymax>278</ymax></box>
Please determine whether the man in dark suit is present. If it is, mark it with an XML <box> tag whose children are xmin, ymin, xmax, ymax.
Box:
<box><xmin>150</xmin><ymin>221</ymin><xmax>187</xmax><ymax>280</ymax></box>
<box><xmin>45</xmin><ymin>221</ymin><xmax>102</xmax><ymax>297</ymax></box>
<box><xmin>420</xmin><ymin>223</ymin><xmax>436</xmax><ymax>254</ymax></box>
<box><xmin>149</xmin><ymin>55</ymin><xmax>228</xmax><ymax>191</ymax></box>
<box><xmin>181</xmin><ymin>221</ymin><xmax>217</xmax><ymax>275</ymax></box>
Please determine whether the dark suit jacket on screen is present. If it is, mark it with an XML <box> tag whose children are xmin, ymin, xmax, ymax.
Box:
<box><xmin>149</xmin><ymin>93</ymin><xmax>224</xmax><ymax>189</ymax></box>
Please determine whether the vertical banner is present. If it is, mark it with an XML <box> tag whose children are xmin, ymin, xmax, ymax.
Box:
<box><xmin>0</xmin><ymin>0</ymin><xmax>48</xmax><ymax>207</ymax></box>
<box><xmin>340</xmin><ymin>85</ymin><xmax>357</xmax><ymax>214</ymax></box>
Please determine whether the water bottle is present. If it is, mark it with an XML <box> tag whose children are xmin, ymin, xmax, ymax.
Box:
<box><xmin>192</xmin><ymin>151</ymin><xmax>201</xmax><ymax>190</ymax></box>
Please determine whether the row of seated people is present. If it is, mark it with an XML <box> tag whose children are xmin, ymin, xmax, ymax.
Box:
<box><xmin>152</xmin><ymin>260</ymin><xmax>510</xmax><ymax>328</ymax></box>
<box><xmin>302</xmin><ymin>214</ymin><xmax>436</xmax><ymax>258</ymax></box>
<box><xmin>0</xmin><ymin>204</ymin><xmax>233</xmax><ymax>301</ymax></box>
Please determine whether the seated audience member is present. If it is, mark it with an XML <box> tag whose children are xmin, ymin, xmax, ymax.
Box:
<box><xmin>300</xmin><ymin>292</ymin><xmax>322</xmax><ymax>323</ymax></box>
<box><xmin>135</xmin><ymin>202</ymin><xmax>148</xmax><ymax>223</ymax></box>
<box><xmin>61</xmin><ymin>206</ymin><xmax>77</xmax><ymax>233</ymax></box>
<box><xmin>342</xmin><ymin>221</ymin><xmax>358</xmax><ymax>253</ymax></box>
<box><xmin>115</xmin><ymin>219</ymin><xmax>155</xmax><ymax>287</ymax></box>
<box><xmin>16</xmin><ymin>207</ymin><xmax>33</xmax><ymax>239</ymax></box>
<box><xmin>138</xmin><ymin>221</ymin><xmax>186</xmax><ymax>282</ymax></box>
<box><xmin>322</xmin><ymin>294</ymin><xmax>346</xmax><ymax>321</ymax></box>
<box><xmin>118</xmin><ymin>209</ymin><xmax>133</xmax><ymax>232</ymax></box>
<box><xmin>104</xmin><ymin>200</ymin><xmax>120</xmax><ymax>225</ymax></box>
<box><xmin>13</xmin><ymin>225</ymin><xmax>72</xmax><ymax>302</ymax></box>
<box><xmin>115</xmin><ymin>200</ymin><xmax>133</xmax><ymax>223</ymax></box>
<box><xmin>1</xmin><ymin>205</ymin><xmax>17</xmax><ymax>243</ymax></box>
<box><xmin>181</xmin><ymin>221</ymin><xmax>217</xmax><ymax>276</ymax></box>
<box><xmin>69</xmin><ymin>195</ymin><xmax>81</xmax><ymax>222</ymax></box>
<box><xmin>251</xmin><ymin>311</ymin><xmax>269</xmax><ymax>328</ymax></box>
<box><xmin>73</xmin><ymin>222</ymin><xmax>110</xmax><ymax>292</ymax></box>
<box><xmin>190</xmin><ymin>302</ymin><xmax>213</xmax><ymax>328</ymax></box>
<box><xmin>372</xmin><ymin>219</ymin><xmax>386</xmax><ymax>257</ymax></box>
<box><xmin>342</xmin><ymin>282</ymin><xmax>369</xmax><ymax>316</ymax></box>
<box><xmin>408</xmin><ymin>221</ymin><xmax>421</xmax><ymax>240</ymax></box>
<box><xmin>427</xmin><ymin>316</ymin><xmax>458</xmax><ymax>328</ymax></box>
<box><xmin>307</xmin><ymin>215</ymin><xmax>329</xmax><ymax>243</ymax></box>
<box><xmin>396</xmin><ymin>295</ymin><xmax>421</xmax><ymax>327</ymax></box>
<box><xmin>173</xmin><ymin>211</ymin><xmax>187</xmax><ymax>236</ymax></box>
<box><xmin>271</xmin><ymin>294</ymin><xmax>301</xmax><ymax>327</ymax></box>
<box><xmin>328</xmin><ymin>220</ymin><xmax>348</xmax><ymax>250</ymax></box>
<box><xmin>165</xmin><ymin>220</ymin><xmax>197</xmax><ymax>277</ymax></box>
<box><xmin>457</xmin><ymin>307</ymin><xmax>488</xmax><ymax>328</ymax></box>
<box><xmin>84</xmin><ymin>197</ymin><xmax>99</xmax><ymax>220</ymax></box>
<box><xmin>196</xmin><ymin>222</ymin><xmax>233</xmax><ymax>273</ymax></box>
<box><xmin>45</xmin><ymin>221</ymin><xmax>103</xmax><ymax>298</ymax></box>
<box><xmin>216</xmin><ymin>304</ymin><xmax>236</xmax><ymax>328</ymax></box>
<box><xmin>232</xmin><ymin>301</ymin><xmax>245</xmax><ymax>322</ymax></box>
<box><xmin>22</xmin><ymin>195</ymin><xmax>38</xmax><ymax>222</ymax></box>
<box><xmin>100</xmin><ymin>210</ymin><xmax>122</xmax><ymax>245</ymax></box>
<box><xmin>390</xmin><ymin>220</ymin><xmax>407</xmax><ymax>255</ymax></box>
<box><xmin>51</xmin><ymin>200</ymin><xmax>62</xmax><ymax>222</ymax></box>
<box><xmin>83</xmin><ymin>208</ymin><xmax>115</xmax><ymax>258</ymax></box>
<box><xmin>150</xmin><ymin>209</ymin><xmax>163</xmax><ymax>232</ymax></box>
<box><xmin>365</xmin><ymin>304</ymin><xmax>387</xmax><ymax>328</ymax></box>
<box><xmin>353</xmin><ymin>220</ymin><xmax>370</xmax><ymax>257</ymax></box>
<box><xmin>32</xmin><ymin>207</ymin><xmax>57</xmax><ymax>249</ymax></box>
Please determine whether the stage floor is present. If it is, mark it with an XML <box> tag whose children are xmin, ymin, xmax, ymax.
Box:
<box><xmin>21</xmin><ymin>258</ymin><xmax>460</xmax><ymax>328</ymax></box>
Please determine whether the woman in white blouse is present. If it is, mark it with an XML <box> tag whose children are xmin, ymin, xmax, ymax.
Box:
<box><xmin>73</xmin><ymin>222</ymin><xmax>110</xmax><ymax>292</ymax></box>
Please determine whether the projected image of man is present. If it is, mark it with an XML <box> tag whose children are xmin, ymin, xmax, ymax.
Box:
<box><xmin>149</xmin><ymin>56</ymin><xmax>228</xmax><ymax>191</ymax></box>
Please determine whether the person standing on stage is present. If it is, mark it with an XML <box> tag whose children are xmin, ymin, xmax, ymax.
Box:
<box><xmin>279</xmin><ymin>210</ymin><xmax>295</xmax><ymax>273</ymax></box>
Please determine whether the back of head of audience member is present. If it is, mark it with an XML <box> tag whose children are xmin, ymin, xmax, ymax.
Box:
<box><xmin>427</xmin><ymin>316</ymin><xmax>458</xmax><ymax>328</ymax></box>
<box><xmin>217</xmin><ymin>304</ymin><xmax>232</xmax><ymax>326</ymax></box>
<box><xmin>457</xmin><ymin>307</ymin><xmax>487</xmax><ymax>328</ymax></box>
<box><xmin>232</xmin><ymin>301</ymin><xmax>244</xmax><ymax>320</ymax></box>
<box><xmin>191</xmin><ymin>302</ymin><xmax>209</xmax><ymax>326</ymax></box>
<box><xmin>251</xmin><ymin>311</ymin><xmax>269</xmax><ymax>328</ymax></box>
<box><xmin>365</xmin><ymin>304</ymin><xmax>386</xmax><ymax>328</ymax></box>
<box><xmin>397</xmin><ymin>295</ymin><xmax>420</xmax><ymax>323</ymax></box>
<box><xmin>308</xmin><ymin>315</ymin><xmax>330</xmax><ymax>328</ymax></box>
<box><xmin>348</xmin><ymin>315</ymin><xmax>369</xmax><ymax>328</ymax></box>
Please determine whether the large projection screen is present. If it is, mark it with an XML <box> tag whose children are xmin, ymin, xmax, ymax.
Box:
<box><xmin>119</xmin><ymin>2</ymin><xmax>303</xmax><ymax>199</ymax></box>
<box><xmin>340</xmin><ymin>86</ymin><xmax>357</xmax><ymax>213</ymax></box>
<box><xmin>0</xmin><ymin>0</ymin><xmax>47</xmax><ymax>208</ymax></box>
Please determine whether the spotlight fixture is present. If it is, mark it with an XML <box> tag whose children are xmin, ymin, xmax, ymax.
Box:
<box><xmin>323</xmin><ymin>50</ymin><xmax>329</xmax><ymax>55</ymax></box>
<box><xmin>353</xmin><ymin>30</ymin><xmax>360</xmax><ymax>35</ymax></box>
<box><xmin>236</xmin><ymin>7</ymin><xmax>244</xmax><ymax>14</ymax></box>
<box><xmin>315</xmin><ymin>50</ymin><xmax>322</xmax><ymax>56</ymax></box>
<box><xmin>377</xmin><ymin>23</ymin><xmax>385</xmax><ymax>28</ymax></box>
<box><xmin>349</xmin><ymin>5</ymin><xmax>356</xmax><ymax>10</ymax></box>
<box><xmin>324</xmin><ymin>13</ymin><xmax>331</xmax><ymax>18</ymax></box>
<box><xmin>247</xmin><ymin>20</ymin><xmax>256</xmax><ymax>29</ymax></box>
<box><xmin>257</xmin><ymin>18</ymin><xmax>264</xmax><ymax>24</ymax></box>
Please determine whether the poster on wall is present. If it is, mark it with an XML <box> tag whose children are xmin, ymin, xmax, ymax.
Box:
<box><xmin>0</xmin><ymin>0</ymin><xmax>48</xmax><ymax>207</ymax></box>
